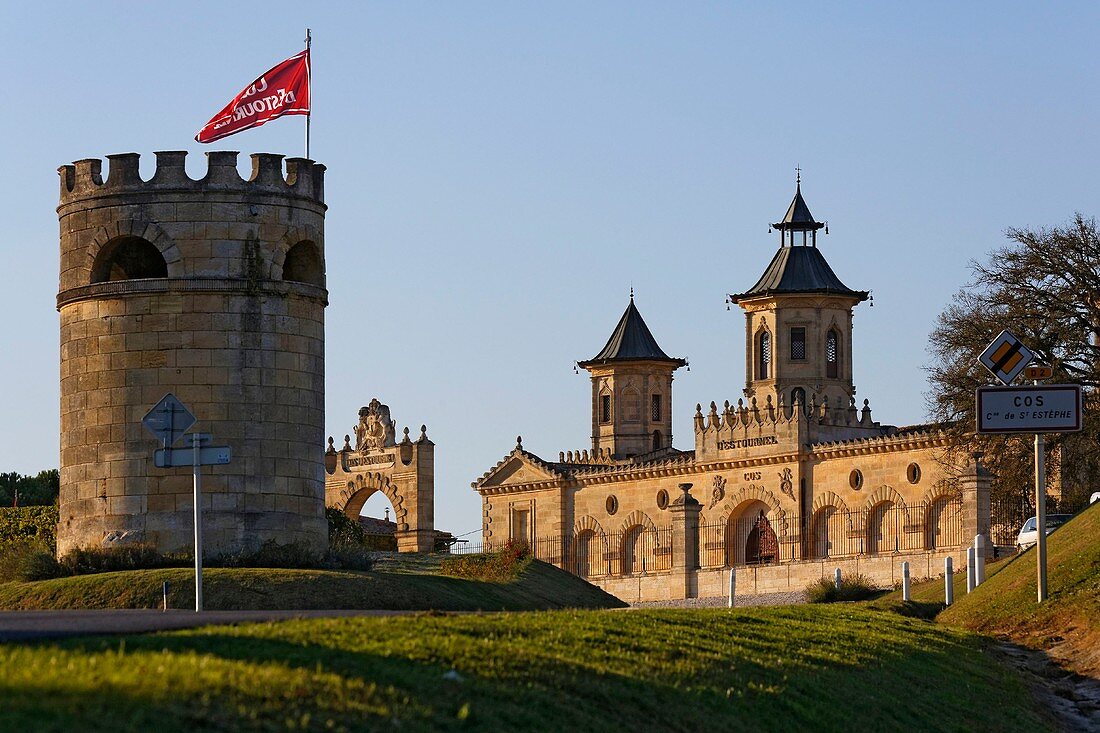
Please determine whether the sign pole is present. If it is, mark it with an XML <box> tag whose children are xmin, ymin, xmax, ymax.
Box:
<box><xmin>193</xmin><ymin>433</ymin><xmax>204</xmax><ymax>612</ymax></box>
<box><xmin>1034</xmin><ymin>380</ymin><xmax>1047</xmax><ymax>602</ymax></box>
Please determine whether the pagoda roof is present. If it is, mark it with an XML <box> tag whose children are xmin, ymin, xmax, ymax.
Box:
<box><xmin>730</xmin><ymin>244</ymin><xmax>868</xmax><ymax>302</ymax></box>
<box><xmin>578</xmin><ymin>297</ymin><xmax>686</xmax><ymax>368</ymax></box>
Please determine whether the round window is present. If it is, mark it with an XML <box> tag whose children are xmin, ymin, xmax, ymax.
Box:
<box><xmin>656</xmin><ymin>489</ymin><xmax>669</xmax><ymax>510</ymax></box>
<box><xmin>606</xmin><ymin>495</ymin><xmax>619</xmax><ymax>515</ymax></box>
<box><xmin>849</xmin><ymin>469</ymin><xmax>863</xmax><ymax>490</ymax></box>
<box><xmin>907</xmin><ymin>462</ymin><xmax>921</xmax><ymax>484</ymax></box>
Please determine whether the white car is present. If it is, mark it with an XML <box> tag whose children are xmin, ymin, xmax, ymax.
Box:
<box><xmin>1015</xmin><ymin>514</ymin><xmax>1073</xmax><ymax>552</ymax></box>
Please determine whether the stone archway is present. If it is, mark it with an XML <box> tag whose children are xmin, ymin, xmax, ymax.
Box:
<box><xmin>338</xmin><ymin>472</ymin><xmax>408</xmax><ymax>530</ymax></box>
<box><xmin>324</xmin><ymin>399</ymin><xmax>436</xmax><ymax>552</ymax></box>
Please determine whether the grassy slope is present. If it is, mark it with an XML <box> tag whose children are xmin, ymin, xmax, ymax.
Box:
<box><xmin>0</xmin><ymin>554</ymin><xmax>625</xmax><ymax>612</ymax></box>
<box><xmin>939</xmin><ymin>502</ymin><xmax>1100</xmax><ymax>675</ymax></box>
<box><xmin>0</xmin><ymin>606</ymin><xmax>1053</xmax><ymax>732</ymax></box>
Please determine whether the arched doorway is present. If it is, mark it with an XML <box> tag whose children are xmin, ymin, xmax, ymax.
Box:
<box><xmin>725</xmin><ymin>500</ymin><xmax>778</xmax><ymax>566</ymax></box>
<box><xmin>745</xmin><ymin>511</ymin><xmax>778</xmax><ymax>564</ymax></box>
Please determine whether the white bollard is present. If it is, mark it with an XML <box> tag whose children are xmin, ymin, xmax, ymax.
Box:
<box><xmin>834</xmin><ymin>568</ymin><xmax>842</xmax><ymax>590</ymax></box>
<box><xmin>974</xmin><ymin>534</ymin><xmax>986</xmax><ymax>586</ymax></box>
<box><xmin>902</xmin><ymin>561</ymin><xmax>911</xmax><ymax>602</ymax></box>
<box><xmin>944</xmin><ymin>556</ymin><xmax>954</xmax><ymax>606</ymax></box>
<box><xmin>728</xmin><ymin>568</ymin><xmax>736</xmax><ymax>608</ymax></box>
<box><xmin>966</xmin><ymin>547</ymin><xmax>976</xmax><ymax>593</ymax></box>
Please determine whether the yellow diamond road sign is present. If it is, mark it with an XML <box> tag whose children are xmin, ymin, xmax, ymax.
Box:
<box><xmin>978</xmin><ymin>330</ymin><xmax>1034</xmax><ymax>385</ymax></box>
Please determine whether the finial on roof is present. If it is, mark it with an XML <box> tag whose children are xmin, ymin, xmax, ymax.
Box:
<box><xmin>516</xmin><ymin>435</ymin><xmax>523</xmax><ymax>450</ymax></box>
<box><xmin>795</xmin><ymin>164</ymin><xmax>801</xmax><ymax>185</ymax></box>
<box><xmin>630</xmin><ymin>285</ymin><xmax>634</xmax><ymax>300</ymax></box>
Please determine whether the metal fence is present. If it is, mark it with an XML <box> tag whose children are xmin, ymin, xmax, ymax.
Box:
<box><xmin>450</xmin><ymin>496</ymin><xmax>968</xmax><ymax>580</ymax></box>
<box><xmin>562</xmin><ymin>525</ymin><xmax>673</xmax><ymax>578</ymax></box>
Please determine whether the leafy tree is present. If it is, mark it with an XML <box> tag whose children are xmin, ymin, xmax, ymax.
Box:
<box><xmin>0</xmin><ymin>470</ymin><xmax>60</xmax><ymax>507</ymax></box>
<box><xmin>926</xmin><ymin>214</ymin><xmax>1099</xmax><ymax>517</ymax></box>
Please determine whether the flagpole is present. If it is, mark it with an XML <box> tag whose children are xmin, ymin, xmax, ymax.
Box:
<box><xmin>304</xmin><ymin>28</ymin><xmax>312</xmax><ymax>159</ymax></box>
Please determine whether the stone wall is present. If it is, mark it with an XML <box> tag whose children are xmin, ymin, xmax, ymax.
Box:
<box><xmin>56</xmin><ymin>151</ymin><xmax>329</xmax><ymax>557</ymax></box>
<box><xmin>592</xmin><ymin>547</ymin><xmax>971</xmax><ymax>603</ymax></box>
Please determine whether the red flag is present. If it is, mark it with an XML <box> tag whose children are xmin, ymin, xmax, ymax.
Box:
<box><xmin>195</xmin><ymin>50</ymin><xmax>310</xmax><ymax>144</ymax></box>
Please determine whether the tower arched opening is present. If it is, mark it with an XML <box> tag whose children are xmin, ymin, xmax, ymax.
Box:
<box><xmin>283</xmin><ymin>240</ymin><xmax>325</xmax><ymax>287</ymax></box>
<box><xmin>90</xmin><ymin>236</ymin><xmax>167</xmax><ymax>283</ymax></box>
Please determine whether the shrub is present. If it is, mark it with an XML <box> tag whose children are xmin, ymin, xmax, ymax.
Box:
<box><xmin>0</xmin><ymin>539</ymin><xmax>62</xmax><ymax>582</ymax></box>
<box><xmin>440</xmin><ymin>539</ymin><xmax>531</xmax><ymax>582</ymax></box>
<box><xmin>0</xmin><ymin>505</ymin><xmax>59</xmax><ymax>555</ymax></box>
<box><xmin>327</xmin><ymin>507</ymin><xmax>368</xmax><ymax>548</ymax></box>
<box><xmin>214</xmin><ymin>540</ymin><xmax>322</xmax><ymax>569</ymax></box>
<box><xmin>322</xmin><ymin>545</ymin><xmax>374</xmax><ymax>572</ymax></box>
<box><xmin>60</xmin><ymin>544</ymin><xmax>187</xmax><ymax>575</ymax></box>
<box><xmin>806</xmin><ymin>573</ymin><xmax>880</xmax><ymax>603</ymax></box>
<box><xmin>212</xmin><ymin>539</ymin><xmax>373</xmax><ymax>571</ymax></box>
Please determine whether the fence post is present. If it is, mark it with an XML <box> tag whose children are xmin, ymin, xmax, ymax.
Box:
<box><xmin>162</xmin><ymin>581</ymin><xmax>169</xmax><ymax>611</ymax></box>
<box><xmin>966</xmin><ymin>546</ymin><xmax>976</xmax><ymax>593</ymax></box>
<box><xmin>728</xmin><ymin>568</ymin><xmax>736</xmax><ymax>608</ymax></box>
<box><xmin>944</xmin><ymin>556</ymin><xmax>954</xmax><ymax>606</ymax></box>
<box><xmin>834</xmin><ymin>568</ymin><xmax>842</xmax><ymax>589</ymax></box>
<box><xmin>669</xmin><ymin>483</ymin><xmax>701</xmax><ymax>600</ymax></box>
<box><xmin>974</xmin><ymin>534</ymin><xmax>986</xmax><ymax>586</ymax></box>
<box><xmin>902</xmin><ymin>561</ymin><xmax>911</xmax><ymax>602</ymax></box>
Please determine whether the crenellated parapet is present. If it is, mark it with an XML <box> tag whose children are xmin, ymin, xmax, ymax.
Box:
<box><xmin>58</xmin><ymin>151</ymin><xmax>325</xmax><ymax>209</ymax></box>
<box><xmin>557</xmin><ymin>447</ymin><xmax>615</xmax><ymax>465</ymax></box>
<box><xmin>694</xmin><ymin>393</ymin><xmax>886</xmax><ymax>462</ymax></box>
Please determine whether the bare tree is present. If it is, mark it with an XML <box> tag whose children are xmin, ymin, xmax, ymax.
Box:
<box><xmin>926</xmin><ymin>214</ymin><xmax>1100</xmax><ymax>517</ymax></box>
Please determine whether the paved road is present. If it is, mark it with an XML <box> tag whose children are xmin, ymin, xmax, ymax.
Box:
<box><xmin>0</xmin><ymin>609</ymin><xmax>413</xmax><ymax>642</ymax></box>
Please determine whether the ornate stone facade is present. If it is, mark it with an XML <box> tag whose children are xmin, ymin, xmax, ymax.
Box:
<box><xmin>472</xmin><ymin>182</ymin><xmax>991</xmax><ymax>601</ymax></box>
<box><xmin>56</xmin><ymin>151</ymin><xmax>328</xmax><ymax>557</ymax></box>
<box><xmin>324</xmin><ymin>399</ymin><xmax>436</xmax><ymax>552</ymax></box>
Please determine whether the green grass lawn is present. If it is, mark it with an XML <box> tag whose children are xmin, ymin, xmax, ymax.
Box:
<box><xmin>939</xmin><ymin>502</ymin><xmax>1100</xmax><ymax>676</ymax></box>
<box><xmin>0</xmin><ymin>554</ymin><xmax>624</xmax><ymax>612</ymax></box>
<box><xmin>0</xmin><ymin>606</ymin><xmax>1055</xmax><ymax>732</ymax></box>
<box><xmin>868</xmin><ymin>503</ymin><xmax>1100</xmax><ymax>676</ymax></box>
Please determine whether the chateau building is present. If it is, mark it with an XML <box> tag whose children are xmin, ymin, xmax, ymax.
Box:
<box><xmin>473</xmin><ymin>182</ymin><xmax>991</xmax><ymax>601</ymax></box>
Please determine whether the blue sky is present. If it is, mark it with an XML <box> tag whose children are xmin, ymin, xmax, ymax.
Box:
<box><xmin>2</xmin><ymin>2</ymin><xmax>1097</xmax><ymax>537</ymax></box>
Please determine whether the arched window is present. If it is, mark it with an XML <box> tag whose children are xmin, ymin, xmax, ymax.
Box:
<box><xmin>867</xmin><ymin>501</ymin><xmax>900</xmax><ymax>555</ymax></box>
<box><xmin>826</xmin><ymin>329</ymin><xmax>839</xmax><ymax>378</ymax></box>
<box><xmin>573</xmin><ymin>530</ymin><xmax>596</xmax><ymax>578</ymax></box>
<box><xmin>757</xmin><ymin>331</ymin><xmax>771</xmax><ymax>379</ymax></box>
<box><xmin>90</xmin><ymin>237</ymin><xmax>167</xmax><ymax>283</ymax></box>
<box><xmin>282</xmin><ymin>240</ymin><xmax>324</xmax><ymax>287</ymax></box>
<box><xmin>651</xmin><ymin>430</ymin><xmax>662</xmax><ymax>451</ymax></box>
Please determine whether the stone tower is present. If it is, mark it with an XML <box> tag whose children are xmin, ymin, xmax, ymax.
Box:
<box><xmin>56</xmin><ymin>151</ymin><xmax>328</xmax><ymax>557</ymax></box>
<box><xmin>578</xmin><ymin>294</ymin><xmax>686</xmax><ymax>458</ymax></box>
<box><xmin>729</xmin><ymin>179</ymin><xmax>868</xmax><ymax>413</ymax></box>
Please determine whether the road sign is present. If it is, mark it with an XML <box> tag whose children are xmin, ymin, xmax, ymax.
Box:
<box><xmin>154</xmin><ymin>446</ymin><xmax>232</xmax><ymax>468</ymax></box>
<box><xmin>978</xmin><ymin>330</ymin><xmax>1034</xmax><ymax>385</ymax></box>
<box><xmin>1024</xmin><ymin>365</ymin><xmax>1053</xmax><ymax>380</ymax></box>
<box><xmin>141</xmin><ymin>393</ymin><xmax>196</xmax><ymax>446</ymax></box>
<box><xmin>976</xmin><ymin>385</ymin><xmax>1082</xmax><ymax>434</ymax></box>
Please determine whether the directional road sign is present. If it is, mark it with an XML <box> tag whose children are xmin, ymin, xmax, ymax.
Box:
<box><xmin>141</xmin><ymin>393</ymin><xmax>196</xmax><ymax>446</ymax></box>
<box><xmin>978</xmin><ymin>330</ymin><xmax>1034</xmax><ymax>385</ymax></box>
<box><xmin>154</xmin><ymin>445</ymin><xmax>232</xmax><ymax>468</ymax></box>
<box><xmin>976</xmin><ymin>385</ymin><xmax>1082</xmax><ymax>434</ymax></box>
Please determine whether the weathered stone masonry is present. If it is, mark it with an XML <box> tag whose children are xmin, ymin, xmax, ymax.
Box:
<box><xmin>57</xmin><ymin>151</ymin><xmax>328</xmax><ymax>557</ymax></box>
